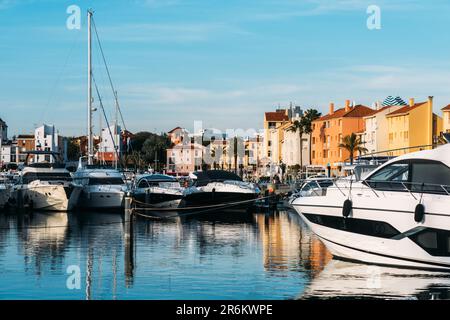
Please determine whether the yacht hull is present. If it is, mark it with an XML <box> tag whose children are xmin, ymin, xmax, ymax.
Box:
<box><xmin>77</xmin><ymin>189</ymin><xmax>125</xmax><ymax>210</ymax></box>
<box><xmin>182</xmin><ymin>192</ymin><xmax>258</xmax><ymax>210</ymax></box>
<box><xmin>293</xmin><ymin>190</ymin><xmax>450</xmax><ymax>271</ymax></box>
<box><xmin>133</xmin><ymin>191</ymin><xmax>182</xmax><ymax>208</ymax></box>
<box><xmin>10</xmin><ymin>185</ymin><xmax>81</xmax><ymax>211</ymax></box>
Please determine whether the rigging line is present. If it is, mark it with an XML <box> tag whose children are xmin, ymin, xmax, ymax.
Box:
<box><xmin>41</xmin><ymin>29</ymin><xmax>82</xmax><ymax>123</ymax></box>
<box><xmin>91</xmin><ymin>17</ymin><xmax>134</xmax><ymax>155</ymax></box>
<box><xmin>92</xmin><ymin>76</ymin><xmax>121</xmax><ymax>167</ymax></box>
<box><xmin>91</xmin><ymin>17</ymin><xmax>128</xmax><ymax>133</ymax></box>
<box><xmin>93</xmin><ymin>75</ymin><xmax>130</xmax><ymax>189</ymax></box>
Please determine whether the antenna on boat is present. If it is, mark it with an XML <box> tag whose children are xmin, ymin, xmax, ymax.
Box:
<box><xmin>87</xmin><ymin>9</ymin><xmax>94</xmax><ymax>165</ymax></box>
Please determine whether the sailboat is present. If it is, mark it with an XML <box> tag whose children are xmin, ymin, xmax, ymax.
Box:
<box><xmin>74</xmin><ymin>10</ymin><xmax>128</xmax><ymax>210</ymax></box>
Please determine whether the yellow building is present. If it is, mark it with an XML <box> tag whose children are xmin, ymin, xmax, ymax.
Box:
<box><xmin>443</xmin><ymin>105</ymin><xmax>450</xmax><ymax>133</ymax></box>
<box><xmin>263</xmin><ymin>110</ymin><xmax>289</xmax><ymax>165</ymax></box>
<box><xmin>386</xmin><ymin>97</ymin><xmax>442</xmax><ymax>156</ymax></box>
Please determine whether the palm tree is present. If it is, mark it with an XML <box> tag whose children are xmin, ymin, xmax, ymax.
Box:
<box><xmin>303</xmin><ymin>109</ymin><xmax>322</xmax><ymax>166</ymax></box>
<box><xmin>287</xmin><ymin>119</ymin><xmax>306</xmax><ymax>170</ymax></box>
<box><xmin>339</xmin><ymin>133</ymin><xmax>368</xmax><ymax>165</ymax></box>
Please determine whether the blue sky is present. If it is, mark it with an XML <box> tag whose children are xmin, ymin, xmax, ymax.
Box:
<box><xmin>1</xmin><ymin>0</ymin><xmax>450</xmax><ymax>137</ymax></box>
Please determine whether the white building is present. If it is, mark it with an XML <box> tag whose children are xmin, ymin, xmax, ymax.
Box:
<box><xmin>281</xmin><ymin>126</ymin><xmax>310</xmax><ymax>167</ymax></box>
<box><xmin>443</xmin><ymin>105</ymin><xmax>450</xmax><ymax>134</ymax></box>
<box><xmin>95</xmin><ymin>124</ymin><xmax>124</xmax><ymax>164</ymax></box>
<box><xmin>35</xmin><ymin>124</ymin><xmax>61</xmax><ymax>163</ymax></box>
<box><xmin>166</xmin><ymin>142</ymin><xmax>205</xmax><ymax>174</ymax></box>
<box><xmin>0</xmin><ymin>143</ymin><xmax>13</xmax><ymax>166</ymax></box>
<box><xmin>363</xmin><ymin>104</ymin><xmax>403</xmax><ymax>154</ymax></box>
<box><xmin>99</xmin><ymin>124</ymin><xmax>122</xmax><ymax>154</ymax></box>
<box><xmin>0</xmin><ymin>118</ymin><xmax>7</xmax><ymax>144</ymax></box>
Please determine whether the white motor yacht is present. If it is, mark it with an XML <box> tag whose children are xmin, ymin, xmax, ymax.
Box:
<box><xmin>9</xmin><ymin>151</ymin><xmax>82</xmax><ymax>211</ymax></box>
<box><xmin>292</xmin><ymin>144</ymin><xmax>450</xmax><ymax>271</ymax></box>
<box><xmin>73</xmin><ymin>161</ymin><xmax>128</xmax><ymax>210</ymax></box>
<box><xmin>133</xmin><ymin>174</ymin><xmax>184</xmax><ymax>208</ymax></box>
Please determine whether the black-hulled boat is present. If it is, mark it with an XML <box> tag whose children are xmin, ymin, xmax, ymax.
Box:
<box><xmin>181</xmin><ymin>170</ymin><xmax>260</xmax><ymax>210</ymax></box>
<box><xmin>133</xmin><ymin>174</ymin><xmax>184</xmax><ymax>208</ymax></box>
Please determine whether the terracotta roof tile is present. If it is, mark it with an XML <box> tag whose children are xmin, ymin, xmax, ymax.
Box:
<box><xmin>442</xmin><ymin>104</ymin><xmax>450</xmax><ymax>111</ymax></box>
<box><xmin>265</xmin><ymin>111</ymin><xmax>289</xmax><ymax>122</ymax></box>
<box><xmin>168</xmin><ymin>126</ymin><xmax>183</xmax><ymax>133</ymax></box>
<box><xmin>316</xmin><ymin>105</ymin><xmax>373</xmax><ymax>121</ymax></box>
<box><xmin>386</xmin><ymin>102</ymin><xmax>426</xmax><ymax>117</ymax></box>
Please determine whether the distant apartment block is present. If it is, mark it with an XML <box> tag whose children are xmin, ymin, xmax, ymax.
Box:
<box><xmin>96</xmin><ymin>124</ymin><xmax>124</xmax><ymax>163</ymax></box>
<box><xmin>0</xmin><ymin>118</ymin><xmax>7</xmax><ymax>144</ymax></box>
<box><xmin>311</xmin><ymin>100</ymin><xmax>373</xmax><ymax>175</ymax></box>
<box><xmin>167</xmin><ymin>142</ymin><xmax>204</xmax><ymax>174</ymax></box>
<box><xmin>280</xmin><ymin>117</ymin><xmax>310</xmax><ymax>168</ymax></box>
<box><xmin>263</xmin><ymin>109</ymin><xmax>289</xmax><ymax>165</ymax></box>
<box><xmin>35</xmin><ymin>124</ymin><xmax>64</xmax><ymax>163</ymax></box>
<box><xmin>363</xmin><ymin>103</ymin><xmax>403</xmax><ymax>155</ymax></box>
<box><xmin>386</xmin><ymin>97</ymin><xmax>442</xmax><ymax>156</ymax></box>
<box><xmin>443</xmin><ymin>105</ymin><xmax>450</xmax><ymax>134</ymax></box>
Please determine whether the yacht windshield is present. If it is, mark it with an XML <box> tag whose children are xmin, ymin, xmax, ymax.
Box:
<box><xmin>23</xmin><ymin>172</ymin><xmax>72</xmax><ymax>184</ymax></box>
<box><xmin>88</xmin><ymin>177</ymin><xmax>124</xmax><ymax>185</ymax></box>
<box><xmin>366</xmin><ymin>160</ymin><xmax>450</xmax><ymax>194</ymax></box>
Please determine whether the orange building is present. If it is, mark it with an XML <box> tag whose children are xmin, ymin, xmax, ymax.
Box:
<box><xmin>311</xmin><ymin>100</ymin><xmax>373</xmax><ymax>175</ymax></box>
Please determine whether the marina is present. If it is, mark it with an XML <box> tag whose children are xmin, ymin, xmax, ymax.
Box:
<box><xmin>1</xmin><ymin>2</ymin><xmax>450</xmax><ymax>304</ymax></box>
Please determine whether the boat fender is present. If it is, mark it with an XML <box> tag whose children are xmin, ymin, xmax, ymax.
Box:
<box><xmin>414</xmin><ymin>203</ymin><xmax>425</xmax><ymax>223</ymax></box>
<box><xmin>342</xmin><ymin>199</ymin><xmax>352</xmax><ymax>218</ymax></box>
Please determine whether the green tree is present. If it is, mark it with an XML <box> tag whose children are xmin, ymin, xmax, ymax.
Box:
<box><xmin>339</xmin><ymin>133</ymin><xmax>368</xmax><ymax>165</ymax></box>
<box><xmin>65</xmin><ymin>137</ymin><xmax>81</xmax><ymax>161</ymax></box>
<box><xmin>138</xmin><ymin>133</ymin><xmax>171</xmax><ymax>171</ymax></box>
<box><xmin>302</xmin><ymin>109</ymin><xmax>322</xmax><ymax>165</ymax></box>
<box><xmin>287</xmin><ymin>119</ymin><xmax>307</xmax><ymax>170</ymax></box>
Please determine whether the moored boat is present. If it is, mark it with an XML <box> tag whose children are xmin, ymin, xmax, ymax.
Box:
<box><xmin>182</xmin><ymin>170</ymin><xmax>260</xmax><ymax>210</ymax></box>
<box><xmin>73</xmin><ymin>161</ymin><xmax>127</xmax><ymax>210</ymax></box>
<box><xmin>133</xmin><ymin>173</ymin><xmax>184</xmax><ymax>208</ymax></box>
<box><xmin>9</xmin><ymin>151</ymin><xmax>82</xmax><ymax>211</ymax></box>
<box><xmin>292</xmin><ymin>144</ymin><xmax>450</xmax><ymax>270</ymax></box>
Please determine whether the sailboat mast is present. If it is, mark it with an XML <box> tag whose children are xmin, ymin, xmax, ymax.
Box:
<box><xmin>87</xmin><ymin>9</ymin><xmax>94</xmax><ymax>165</ymax></box>
<box><xmin>114</xmin><ymin>91</ymin><xmax>118</xmax><ymax>170</ymax></box>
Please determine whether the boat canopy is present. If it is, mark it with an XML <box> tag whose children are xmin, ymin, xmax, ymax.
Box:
<box><xmin>137</xmin><ymin>174</ymin><xmax>177</xmax><ymax>183</ymax></box>
<box><xmin>190</xmin><ymin>170</ymin><xmax>242</xmax><ymax>186</ymax></box>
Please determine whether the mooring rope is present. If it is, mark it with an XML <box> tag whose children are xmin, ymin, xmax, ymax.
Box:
<box><xmin>131</xmin><ymin>194</ymin><xmax>278</xmax><ymax>219</ymax></box>
<box><xmin>131</xmin><ymin>195</ymin><xmax>276</xmax><ymax>212</ymax></box>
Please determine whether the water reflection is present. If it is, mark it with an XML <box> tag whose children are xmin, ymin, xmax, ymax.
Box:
<box><xmin>16</xmin><ymin>212</ymin><xmax>68</xmax><ymax>275</ymax></box>
<box><xmin>0</xmin><ymin>208</ymin><xmax>449</xmax><ymax>299</ymax></box>
<box><xmin>301</xmin><ymin>259</ymin><xmax>450</xmax><ymax>300</ymax></box>
<box><xmin>254</xmin><ymin>211</ymin><xmax>331</xmax><ymax>278</ymax></box>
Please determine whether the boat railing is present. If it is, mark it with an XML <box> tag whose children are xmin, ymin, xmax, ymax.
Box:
<box><xmin>327</xmin><ymin>179</ymin><xmax>450</xmax><ymax>197</ymax></box>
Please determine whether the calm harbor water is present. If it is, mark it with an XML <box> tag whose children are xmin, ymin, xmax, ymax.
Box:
<box><xmin>0</xmin><ymin>209</ymin><xmax>449</xmax><ymax>300</ymax></box>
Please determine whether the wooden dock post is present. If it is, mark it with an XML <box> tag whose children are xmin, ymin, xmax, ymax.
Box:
<box><xmin>124</xmin><ymin>194</ymin><xmax>133</xmax><ymax>239</ymax></box>
<box><xmin>124</xmin><ymin>193</ymin><xmax>134</xmax><ymax>286</ymax></box>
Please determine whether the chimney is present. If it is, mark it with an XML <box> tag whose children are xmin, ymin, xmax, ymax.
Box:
<box><xmin>409</xmin><ymin>98</ymin><xmax>415</xmax><ymax>107</ymax></box>
<box><xmin>329</xmin><ymin>102</ymin><xmax>334</xmax><ymax>115</ymax></box>
<box><xmin>345</xmin><ymin>99</ymin><xmax>351</xmax><ymax>112</ymax></box>
<box><xmin>428</xmin><ymin>96</ymin><xmax>434</xmax><ymax>106</ymax></box>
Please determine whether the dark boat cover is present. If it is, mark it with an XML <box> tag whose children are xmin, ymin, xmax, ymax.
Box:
<box><xmin>191</xmin><ymin>170</ymin><xmax>242</xmax><ymax>186</ymax></box>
